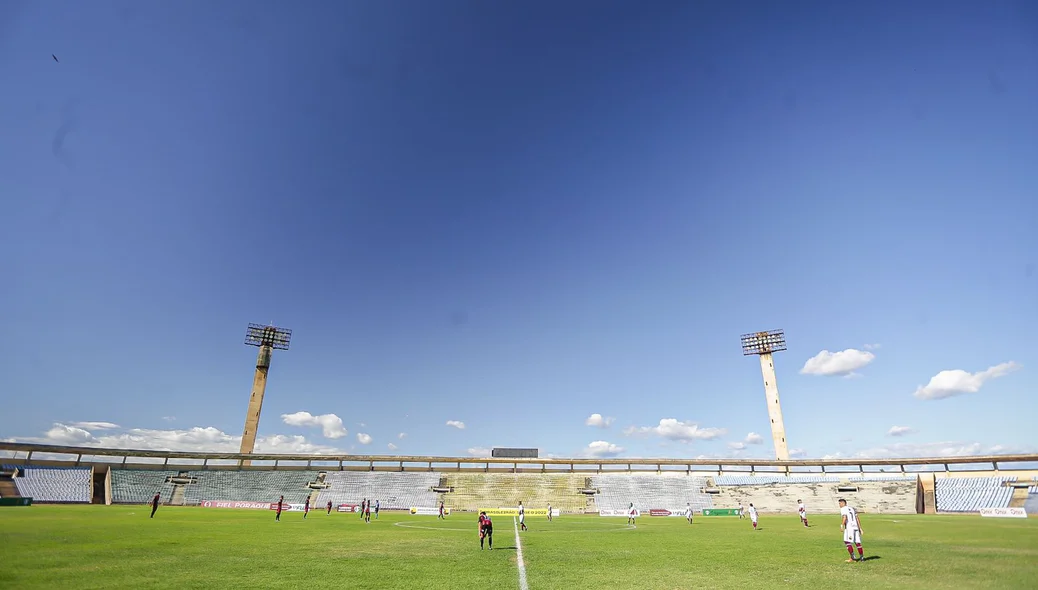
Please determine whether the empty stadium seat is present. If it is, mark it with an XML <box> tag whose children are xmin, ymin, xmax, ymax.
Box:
<box><xmin>12</xmin><ymin>466</ymin><xmax>91</xmax><ymax>503</ymax></box>
<box><xmin>590</xmin><ymin>474</ymin><xmax>712</xmax><ymax>513</ymax></box>
<box><xmin>445</xmin><ymin>473</ymin><xmax>588</xmax><ymax>513</ymax></box>
<box><xmin>934</xmin><ymin>477</ymin><xmax>1016</xmax><ymax>513</ymax></box>
<box><xmin>319</xmin><ymin>472</ymin><xmax>442</xmax><ymax>510</ymax></box>
<box><xmin>111</xmin><ymin>470</ymin><xmax>177</xmax><ymax>504</ymax></box>
<box><xmin>181</xmin><ymin>470</ymin><xmax>319</xmax><ymax>504</ymax></box>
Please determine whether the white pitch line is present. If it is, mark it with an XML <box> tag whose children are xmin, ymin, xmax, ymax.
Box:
<box><xmin>513</xmin><ymin>516</ymin><xmax>530</xmax><ymax>590</ymax></box>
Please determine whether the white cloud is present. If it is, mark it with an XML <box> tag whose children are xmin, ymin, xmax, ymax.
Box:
<box><xmin>832</xmin><ymin>441</ymin><xmax>1032</xmax><ymax>460</ymax></box>
<box><xmin>13</xmin><ymin>422</ymin><xmax>343</xmax><ymax>454</ymax></box>
<box><xmin>387</xmin><ymin>443</ymin><xmax>398</xmax><ymax>451</ymax></box>
<box><xmin>398</xmin><ymin>433</ymin><xmax>407</xmax><ymax>439</ymax></box>
<box><xmin>584</xmin><ymin>441</ymin><xmax>625</xmax><ymax>458</ymax></box>
<box><xmin>800</xmin><ymin>349</ymin><xmax>875</xmax><ymax>377</ymax></box>
<box><xmin>624</xmin><ymin>419</ymin><xmax>727</xmax><ymax>442</ymax></box>
<box><xmin>446</xmin><ymin>420</ymin><xmax>465</xmax><ymax>430</ymax></box>
<box><xmin>280</xmin><ymin>412</ymin><xmax>348</xmax><ymax>439</ymax></box>
<box><xmin>161</xmin><ymin>416</ymin><xmax>176</xmax><ymax>423</ymax></box>
<box><xmin>788</xmin><ymin>448</ymin><xmax>806</xmax><ymax>458</ymax></box>
<box><xmin>356</xmin><ymin>433</ymin><xmax>372</xmax><ymax>445</ymax></box>
<box><xmin>863</xmin><ymin>343</ymin><xmax>881</xmax><ymax>351</ymax></box>
<box><xmin>887</xmin><ymin>425</ymin><xmax>916</xmax><ymax>437</ymax></box>
<box><xmin>728</xmin><ymin>442</ymin><xmax>746</xmax><ymax>450</ymax></box>
<box><xmin>45</xmin><ymin>423</ymin><xmax>95</xmax><ymax>445</ymax></box>
<box><xmin>69</xmin><ymin>421</ymin><xmax>120</xmax><ymax>431</ymax></box>
<box><xmin>585</xmin><ymin>413</ymin><xmax>614</xmax><ymax>428</ymax></box>
<box><xmin>467</xmin><ymin>447</ymin><xmax>491</xmax><ymax>457</ymax></box>
<box><xmin>745</xmin><ymin>432</ymin><xmax>764</xmax><ymax>445</ymax></box>
<box><xmin>913</xmin><ymin>362</ymin><xmax>1021</xmax><ymax>400</ymax></box>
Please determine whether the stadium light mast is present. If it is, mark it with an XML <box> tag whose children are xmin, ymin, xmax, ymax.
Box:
<box><xmin>740</xmin><ymin>329</ymin><xmax>790</xmax><ymax>461</ymax></box>
<box><xmin>240</xmin><ymin>323</ymin><xmax>292</xmax><ymax>465</ymax></box>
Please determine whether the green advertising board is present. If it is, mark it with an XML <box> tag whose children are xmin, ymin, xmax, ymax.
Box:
<box><xmin>701</xmin><ymin>508</ymin><xmax>740</xmax><ymax>516</ymax></box>
<box><xmin>0</xmin><ymin>497</ymin><xmax>33</xmax><ymax>507</ymax></box>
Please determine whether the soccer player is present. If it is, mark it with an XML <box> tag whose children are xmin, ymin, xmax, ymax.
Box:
<box><xmin>738</xmin><ymin>502</ymin><xmax>745</xmax><ymax>519</ymax></box>
<box><xmin>839</xmin><ymin>499</ymin><xmax>864</xmax><ymax>562</ymax></box>
<box><xmin>797</xmin><ymin>499</ymin><xmax>809</xmax><ymax>527</ymax></box>
<box><xmin>547</xmin><ymin>502</ymin><xmax>553</xmax><ymax>522</ymax></box>
<box><xmin>275</xmin><ymin>495</ymin><xmax>284</xmax><ymax>522</ymax></box>
<box><xmin>327</xmin><ymin>500</ymin><xmax>333</xmax><ymax>515</ymax></box>
<box><xmin>685</xmin><ymin>502</ymin><xmax>694</xmax><ymax>525</ymax></box>
<box><xmin>364</xmin><ymin>500</ymin><xmax>372</xmax><ymax>523</ymax></box>
<box><xmin>360</xmin><ymin>499</ymin><xmax>366</xmax><ymax>520</ymax></box>
<box><xmin>375</xmin><ymin>499</ymin><xmax>380</xmax><ymax>520</ymax></box>
<box><xmin>438</xmin><ymin>501</ymin><xmax>446</xmax><ymax>519</ymax></box>
<box><xmin>150</xmin><ymin>493</ymin><xmax>160</xmax><ymax>519</ymax></box>
<box><xmin>304</xmin><ymin>496</ymin><xmax>310</xmax><ymax>519</ymax></box>
<box><xmin>478</xmin><ymin>511</ymin><xmax>494</xmax><ymax>550</ymax></box>
<box><xmin>627</xmin><ymin>502</ymin><xmax>638</xmax><ymax>526</ymax></box>
<box><xmin>518</xmin><ymin>501</ymin><xmax>527</xmax><ymax>531</ymax></box>
<box><xmin>748</xmin><ymin>503</ymin><xmax>759</xmax><ymax>530</ymax></box>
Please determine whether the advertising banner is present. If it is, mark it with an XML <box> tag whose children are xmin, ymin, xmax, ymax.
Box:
<box><xmin>649</xmin><ymin>509</ymin><xmax>672</xmax><ymax>517</ymax></box>
<box><xmin>599</xmin><ymin>509</ymin><xmax>638</xmax><ymax>517</ymax></box>
<box><xmin>979</xmin><ymin>507</ymin><xmax>1027</xmax><ymax>518</ymax></box>
<box><xmin>269</xmin><ymin>503</ymin><xmax>306</xmax><ymax>512</ymax></box>
<box><xmin>702</xmin><ymin>508</ymin><xmax>742</xmax><ymax>516</ymax></box>
<box><xmin>338</xmin><ymin>504</ymin><xmax>359</xmax><ymax>513</ymax></box>
<box><xmin>199</xmin><ymin>500</ymin><xmax>269</xmax><ymax>510</ymax></box>
<box><xmin>409</xmin><ymin>507</ymin><xmax>452</xmax><ymax>516</ymax></box>
<box><xmin>0</xmin><ymin>498</ymin><xmax>32</xmax><ymax>507</ymax></box>
<box><xmin>478</xmin><ymin>508</ymin><xmax>552</xmax><ymax>517</ymax></box>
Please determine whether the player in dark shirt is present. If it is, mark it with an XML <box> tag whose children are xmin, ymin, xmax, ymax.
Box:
<box><xmin>360</xmin><ymin>499</ymin><xmax>366</xmax><ymax>520</ymax></box>
<box><xmin>150</xmin><ymin>493</ymin><xmax>160</xmax><ymax>518</ymax></box>
<box><xmin>327</xmin><ymin>500</ymin><xmax>333</xmax><ymax>515</ymax></box>
<box><xmin>304</xmin><ymin>496</ymin><xmax>310</xmax><ymax>519</ymax></box>
<box><xmin>364</xmin><ymin>500</ymin><xmax>371</xmax><ymax>523</ymax></box>
<box><xmin>478</xmin><ymin>511</ymin><xmax>493</xmax><ymax>550</ymax></box>
<box><xmin>439</xmin><ymin>501</ymin><xmax>446</xmax><ymax>519</ymax></box>
<box><xmin>275</xmin><ymin>495</ymin><xmax>284</xmax><ymax>521</ymax></box>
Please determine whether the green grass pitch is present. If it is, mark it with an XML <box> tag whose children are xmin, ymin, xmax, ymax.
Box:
<box><xmin>2</xmin><ymin>506</ymin><xmax>1036</xmax><ymax>589</ymax></box>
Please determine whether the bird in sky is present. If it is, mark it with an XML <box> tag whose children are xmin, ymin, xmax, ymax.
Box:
<box><xmin>52</xmin><ymin>54</ymin><xmax>59</xmax><ymax>63</ymax></box>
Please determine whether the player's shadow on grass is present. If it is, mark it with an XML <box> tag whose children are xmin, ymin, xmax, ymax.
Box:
<box><xmin>861</xmin><ymin>556</ymin><xmax>881</xmax><ymax>562</ymax></box>
<box><xmin>494</xmin><ymin>546</ymin><xmax>518</xmax><ymax>551</ymax></box>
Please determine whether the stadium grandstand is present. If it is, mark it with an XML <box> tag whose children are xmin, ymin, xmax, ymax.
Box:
<box><xmin>1</xmin><ymin>442</ymin><xmax>1036</xmax><ymax>517</ymax></box>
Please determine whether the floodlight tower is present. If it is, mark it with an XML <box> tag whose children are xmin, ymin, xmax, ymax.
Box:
<box><xmin>740</xmin><ymin>329</ymin><xmax>790</xmax><ymax>461</ymax></box>
<box><xmin>240</xmin><ymin>323</ymin><xmax>292</xmax><ymax>465</ymax></box>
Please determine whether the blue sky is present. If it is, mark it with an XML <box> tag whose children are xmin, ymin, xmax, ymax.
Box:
<box><xmin>2</xmin><ymin>1</ymin><xmax>1036</xmax><ymax>461</ymax></box>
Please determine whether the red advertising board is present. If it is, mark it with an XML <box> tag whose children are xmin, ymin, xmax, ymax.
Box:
<box><xmin>200</xmin><ymin>500</ymin><xmax>270</xmax><ymax>510</ymax></box>
<box><xmin>337</xmin><ymin>504</ymin><xmax>359</xmax><ymax>513</ymax></box>
<box><xmin>649</xmin><ymin>509</ymin><xmax>672</xmax><ymax>517</ymax></box>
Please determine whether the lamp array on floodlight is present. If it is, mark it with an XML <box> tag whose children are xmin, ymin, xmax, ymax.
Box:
<box><xmin>740</xmin><ymin>329</ymin><xmax>787</xmax><ymax>356</ymax></box>
<box><xmin>245</xmin><ymin>323</ymin><xmax>292</xmax><ymax>350</ymax></box>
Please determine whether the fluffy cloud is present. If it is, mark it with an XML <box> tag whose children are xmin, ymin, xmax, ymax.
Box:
<box><xmin>446</xmin><ymin>420</ymin><xmax>466</xmax><ymax>430</ymax></box>
<box><xmin>45</xmin><ymin>423</ymin><xmax>94</xmax><ymax>445</ymax></box>
<box><xmin>913</xmin><ymin>362</ymin><xmax>1021</xmax><ymax>400</ymax></box>
<box><xmin>727</xmin><ymin>442</ymin><xmax>746</xmax><ymax>450</ymax></box>
<box><xmin>800</xmin><ymin>349</ymin><xmax>875</xmax><ymax>377</ymax></box>
<box><xmin>280</xmin><ymin>412</ymin><xmax>348</xmax><ymax>439</ymax></box>
<box><xmin>398</xmin><ymin>433</ymin><xmax>407</xmax><ymax>439</ymax></box>
<box><xmin>825</xmin><ymin>441</ymin><xmax>1032</xmax><ymax>460</ymax></box>
<box><xmin>467</xmin><ymin>447</ymin><xmax>491</xmax><ymax>457</ymax></box>
<box><xmin>745</xmin><ymin>432</ymin><xmax>764</xmax><ymax>445</ymax></box>
<box><xmin>356</xmin><ymin>433</ymin><xmax>372</xmax><ymax>445</ymax></box>
<box><xmin>585</xmin><ymin>441</ymin><xmax>625</xmax><ymax>458</ymax></box>
<box><xmin>12</xmin><ymin>422</ymin><xmax>343</xmax><ymax>454</ymax></box>
<box><xmin>887</xmin><ymin>426</ymin><xmax>916</xmax><ymax>437</ymax></box>
<box><xmin>387</xmin><ymin>443</ymin><xmax>398</xmax><ymax>451</ymax></box>
<box><xmin>70</xmin><ymin>421</ymin><xmax>120</xmax><ymax>431</ymax></box>
<box><xmin>585</xmin><ymin>413</ymin><xmax>614</xmax><ymax>428</ymax></box>
<box><xmin>624</xmin><ymin>419</ymin><xmax>727</xmax><ymax>442</ymax></box>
